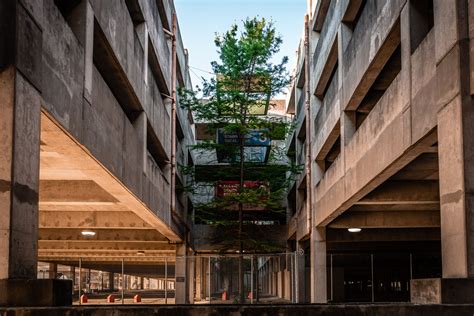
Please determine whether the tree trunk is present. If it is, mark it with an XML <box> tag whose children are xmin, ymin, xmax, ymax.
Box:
<box><xmin>238</xmin><ymin>129</ymin><xmax>245</xmax><ymax>303</ymax></box>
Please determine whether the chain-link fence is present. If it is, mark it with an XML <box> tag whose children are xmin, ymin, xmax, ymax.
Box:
<box><xmin>37</xmin><ymin>252</ymin><xmax>303</xmax><ymax>305</ymax></box>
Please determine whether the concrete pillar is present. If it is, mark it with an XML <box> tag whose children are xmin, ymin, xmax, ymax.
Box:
<box><xmin>0</xmin><ymin>55</ymin><xmax>40</xmax><ymax>283</ymax></box>
<box><xmin>188</xmin><ymin>256</ymin><xmax>195</xmax><ymax>304</ymax></box>
<box><xmin>109</xmin><ymin>272</ymin><xmax>115</xmax><ymax>291</ymax></box>
<box><xmin>310</xmin><ymin>227</ymin><xmax>327</xmax><ymax>303</ymax></box>
<box><xmin>436</xmin><ymin>0</ymin><xmax>474</xmax><ymax>280</ymax></box>
<box><xmin>0</xmin><ymin>2</ymin><xmax>73</xmax><ymax>306</ymax></box>
<box><xmin>48</xmin><ymin>263</ymin><xmax>58</xmax><ymax>279</ymax></box>
<box><xmin>70</xmin><ymin>266</ymin><xmax>75</xmax><ymax>293</ymax></box>
<box><xmin>195</xmin><ymin>257</ymin><xmax>202</xmax><ymax>301</ymax></box>
<box><xmin>438</xmin><ymin>96</ymin><xmax>474</xmax><ymax>278</ymax></box>
<box><xmin>295</xmin><ymin>242</ymin><xmax>306</xmax><ymax>302</ymax></box>
<box><xmin>86</xmin><ymin>269</ymin><xmax>91</xmax><ymax>293</ymax></box>
<box><xmin>175</xmin><ymin>243</ymin><xmax>188</xmax><ymax>304</ymax></box>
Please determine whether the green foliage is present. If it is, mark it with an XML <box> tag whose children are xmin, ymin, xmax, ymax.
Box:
<box><xmin>178</xmin><ymin>17</ymin><xmax>301</xmax><ymax>254</ymax></box>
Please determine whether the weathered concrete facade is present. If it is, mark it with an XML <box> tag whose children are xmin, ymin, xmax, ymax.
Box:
<box><xmin>286</xmin><ymin>0</ymin><xmax>474</xmax><ymax>304</ymax></box>
<box><xmin>0</xmin><ymin>0</ymin><xmax>195</xmax><ymax>306</ymax></box>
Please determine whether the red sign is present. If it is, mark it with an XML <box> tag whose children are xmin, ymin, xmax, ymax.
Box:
<box><xmin>215</xmin><ymin>181</ymin><xmax>268</xmax><ymax>211</ymax></box>
<box><xmin>215</xmin><ymin>181</ymin><xmax>267</xmax><ymax>197</ymax></box>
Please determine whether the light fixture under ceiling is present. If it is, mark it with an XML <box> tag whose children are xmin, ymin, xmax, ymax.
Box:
<box><xmin>137</xmin><ymin>251</ymin><xmax>145</xmax><ymax>256</ymax></box>
<box><xmin>348</xmin><ymin>228</ymin><xmax>362</xmax><ymax>233</ymax></box>
<box><xmin>81</xmin><ymin>230</ymin><xmax>96</xmax><ymax>237</ymax></box>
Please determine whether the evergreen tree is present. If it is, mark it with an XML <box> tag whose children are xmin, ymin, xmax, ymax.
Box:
<box><xmin>179</xmin><ymin>17</ymin><xmax>300</xmax><ymax>303</ymax></box>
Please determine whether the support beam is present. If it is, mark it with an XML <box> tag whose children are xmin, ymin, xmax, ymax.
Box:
<box><xmin>327</xmin><ymin>227</ymin><xmax>440</xmax><ymax>242</ymax></box>
<box><xmin>329</xmin><ymin>211</ymin><xmax>440</xmax><ymax>228</ymax></box>
<box><xmin>39</xmin><ymin>228</ymin><xmax>168</xmax><ymax>241</ymax></box>
<box><xmin>39</xmin><ymin>211</ymin><xmax>152</xmax><ymax>229</ymax></box>
<box><xmin>39</xmin><ymin>180</ymin><xmax>118</xmax><ymax>203</ymax></box>
<box><xmin>356</xmin><ymin>180</ymin><xmax>439</xmax><ymax>205</ymax></box>
<box><xmin>38</xmin><ymin>240</ymin><xmax>173</xmax><ymax>251</ymax></box>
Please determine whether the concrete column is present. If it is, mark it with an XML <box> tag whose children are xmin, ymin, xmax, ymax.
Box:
<box><xmin>195</xmin><ymin>257</ymin><xmax>202</xmax><ymax>301</ymax></box>
<box><xmin>48</xmin><ymin>263</ymin><xmax>58</xmax><ymax>279</ymax></box>
<box><xmin>438</xmin><ymin>96</ymin><xmax>474</xmax><ymax>278</ymax></box>
<box><xmin>188</xmin><ymin>256</ymin><xmax>195</xmax><ymax>304</ymax></box>
<box><xmin>0</xmin><ymin>59</ymin><xmax>40</xmax><ymax>283</ymax></box>
<box><xmin>86</xmin><ymin>269</ymin><xmax>91</xmax><ymax>293</ymax></box>
<box><xmin>310</xmin><ymin>227</ymin><xmax>327</xmax><ymax>303</ymax></box>
<box><xmin>109</xmin><ymin>272</ymin><xmax>115</xmax><ymax>291</ymax></box>
<box><xmin>295</xmin><ymin>242</ymin><xmax>306</xmax><ymax>302</ymax></box>
<box><xmin>0</xmin><ymin>2</ymin><xmax>70</xmax><ymax>306</ymax></box>
<box><xmin>70</xmin><ymin>266</ymin><xmax>75</xmax><ymax>292</ymax></box>
<box><xmin>436</xmin><ymin>0</ymin><xmax>474</xmax><ymax>281</ymax></box>
<box><xmin>175</xmin><ymin>243</ymin><xmax>188</xmax><ymax>304</ymax></box>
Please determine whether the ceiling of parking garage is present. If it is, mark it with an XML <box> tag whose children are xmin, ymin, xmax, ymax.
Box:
<box><xmin>39</xmin><ymin>113</ymin><xmax>177</xmax><ymax>267</ymax></box>
<box><xmin>329</xmin><ymin>153</ymin><xmax>441</xmax><ymax>229</ymax></box>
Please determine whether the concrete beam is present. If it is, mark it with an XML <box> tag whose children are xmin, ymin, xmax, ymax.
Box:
<box><xmin>38</xmin><ymin>251</ymin><xmax>175</xmax><ymax>258</ymax></box>
<box><xmin>38</xmin><ymin>240</ymin><xmax>173</xmax><ymax>251</ymax></box>
<box><xmin>391</xmin><ymin>153</ymin><xmax>439</xmax><ymax>181</ymax></box>
<box><xmin>327</xmin><ymin>227</ymin><xmax>440</xmax><ymax>242</ymax></box>
<box><xmin>356</xmin><ymin>180</ymin><xmax>439</xmax><ymax>205</ymax></box>
<box><xmin>39</xmin><ymin>180</ymin><xmax>118</xmax><ymax>203</ymax></box>
<box><xmin>329</xmin><ymin>211</ymin><xmax>440</xmax><ymax>228</ymax></box>
<box><xmin>39</xmin><ymin>211</ymin><xmax>152</xmax><ymax>229</ymax></box>
<box><xmin>350</xmin><ymin>203</ymin><xmax>440</xmax><ymax>212</ymax></box>
<box><xmin>39</xmin><ymin>228</ymin><xmax>168</xmax><ymax>241</ymax></box>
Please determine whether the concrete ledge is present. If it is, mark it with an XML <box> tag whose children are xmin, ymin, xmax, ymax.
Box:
<box><xmin>0</xmin><ymin>279</ymin><xmax>72</xmax><ymax>307</ymax></box>
<box><xmin>411</xmin><ymin>278</ymin><xmax>474</xmax><ymax>304</ymax></box>
<box><xmin>2</xmin><ymin>304</ymin><xmax>474</xmax><ymax>316</ymax></box>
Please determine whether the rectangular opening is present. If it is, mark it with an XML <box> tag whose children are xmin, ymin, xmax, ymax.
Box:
<box><xmin>324</xmin><ymin>135</ymin><xmax>340</xmax><ymax>170</ymax></box>
<box><xmin>93</xmin><ymin>19</ymin><xmax>142</xmax><ymax>122</ymax></box>
<box><xmin>314</xmin><ymin>38</ymin><xmax>338</xmax><ymax>100</ymax></box>
<box><xmin>54</xmin><ymin>0</ymin><xmax>81</xmax><ymax>21</ymax></box>
<box><xmin>355</xmin><ymin>43</ymin><xmax>401</xmax><ymax>128</ymax></box>
<box><xmin>316</xmin><ymin>120</ymin><xmax>341</xmax><ymax>172</ymax></box>
<box><xmin>409</xmin><ymin>0</ymin><xmax>434</xmax><ymax>54</ymax></box>
<box><xmin>146</xmin><ymin>123</ymin><xmax>168</xmax><ymax>171</ymax></box>
<box><xmin>148</xmin><ymin>37</ymin><xmax>170</xmax><ymax>96</ymax></box>
<box><xmin>342</xmin><ymin>0</ymin><xmax>367</xmax><ymax>31</ymax></box>
<box><xmin>124</xmin><ymin>0</ymin><xmax>145</xmax><ymax>25</ymax></box>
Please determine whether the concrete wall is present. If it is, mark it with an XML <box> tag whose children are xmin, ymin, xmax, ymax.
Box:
<box><xmin>39</xmin><ymin>0</ymin><xmax>195</xmax><ymax>235</ymax></box>
<box><xmin>285</xmin><ymin>0</ymin><xmax>473</xmax><ymax>303</ymax></box>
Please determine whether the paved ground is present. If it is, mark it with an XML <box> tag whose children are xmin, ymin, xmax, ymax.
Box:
<box><xmin>3</xmin><ymin>304</ymin><xmax>474</xmax><ymax>315</ymax></box>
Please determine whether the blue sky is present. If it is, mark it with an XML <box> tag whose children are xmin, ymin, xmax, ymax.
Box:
<box><xmin>174</xmin><ymin>0</ymin><xmax>307</xmax><ymax>91</ymax></box>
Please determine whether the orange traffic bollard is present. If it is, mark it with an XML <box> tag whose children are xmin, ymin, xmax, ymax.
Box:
<box><xmin>80</xmin><ymin>294</ymin><xmax>88</xmax><ymax>304</ymax></box>
<box><xmin>107</xmin><ymin>294</ymin><xmax>115</xmax><ymax>303</ymax></box>
<box><xmin>221</xmin><ymin>290</ymin><xmax>227</xmax><ymax>301</ymax></box>
<box><xmin>133</xmin><ymin>294</ymin><xmax>141</xmax><ymax>303</ymax></box>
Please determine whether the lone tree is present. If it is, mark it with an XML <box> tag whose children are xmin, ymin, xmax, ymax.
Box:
<box><xmin>179</xmin><ymin>17</ymin><xmax>299</xmax><ymax>303</ymax></box>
